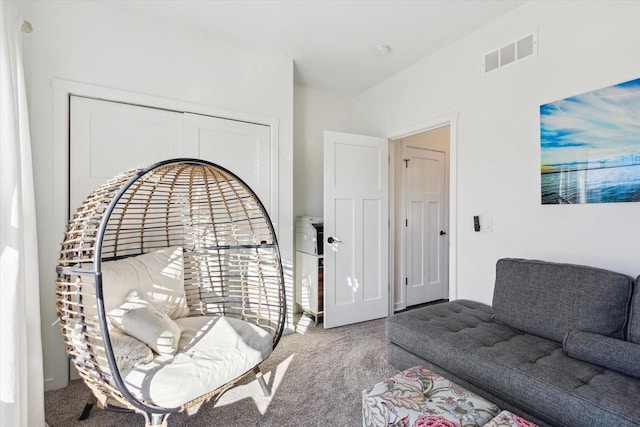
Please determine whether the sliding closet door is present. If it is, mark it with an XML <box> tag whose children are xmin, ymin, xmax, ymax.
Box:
<box><xmin>70</xmin><ymin>98</ymin><xmax>274</xmax><ymax>219</ymax></box>
<box><xmin>67</xmin><ymin>95</ymin><xmax>276</xmax><ymax>383</ymax></box>
<box><xmin>69</xmin><ymin>96</ymin><xmax>184</xmax><ymax>214</ymax></box>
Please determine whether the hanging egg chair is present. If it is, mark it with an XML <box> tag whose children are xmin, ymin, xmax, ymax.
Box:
<box><xmin>55</xmin><ymin>158</ymin><xmax>286</xmax><ymax>426</ymax></box>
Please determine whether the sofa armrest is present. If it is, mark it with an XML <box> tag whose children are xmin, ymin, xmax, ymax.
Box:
<box><xmin>563</xmin><ymin>329</ymin><xmax>640</xmax><ymax>378</ymax></box>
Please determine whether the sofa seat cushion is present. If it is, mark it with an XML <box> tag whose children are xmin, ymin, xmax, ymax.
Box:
<box><xmin>386</xmin><ymin>300</ymin><xmax>640</xmax><ymax>427</ymax></box>
<box><xmin>122</xmin><ymin>315</ymin><xmax>272</xmax><ymax>408</ymax></box>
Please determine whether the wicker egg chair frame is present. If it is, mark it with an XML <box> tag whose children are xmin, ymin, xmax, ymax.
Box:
<box><xmin>55</xmin><ymin>158</ymin><xmax>286</xmax><ymax>426</ymax></box>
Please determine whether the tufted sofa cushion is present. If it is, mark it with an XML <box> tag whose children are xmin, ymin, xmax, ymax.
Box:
<box><xmin>492</xmin><ymin>259</ymin><xmax>632</xmax><ymax>342</ymax></box>
<box><xmin>386</xmin><ymin>300</ymin><xmax>640</xmax><ymax>427</ymax></box>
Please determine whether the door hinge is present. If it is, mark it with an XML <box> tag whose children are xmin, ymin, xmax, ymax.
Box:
<box><xmin>405</xmin><ymin>218</ymin><xmax>408</xmax><ymax>227</ymax></box>
<box><xmin>404</xmin><ymin>158</ymin><xmax>410</xmax><ymax>168</ymax></box>
<box><xmin>405</xmin><ymin>277</ymin><xmax>408</xmax><ymax>286</ymax></box>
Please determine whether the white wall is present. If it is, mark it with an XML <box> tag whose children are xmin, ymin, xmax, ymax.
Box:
<box><xmin>353</xmin><ymin>1</ymin><xmax>640</xmax><ymax>304</ymax></box>
<box><xmin>28</xmin><ymin>1</ymin><xmax>294</xmax><ymax>390</ymax></box>
<box><xmin>293</xmin><ymin>85</ymin><xmax>352</xmax><ymax>218</ymax></box>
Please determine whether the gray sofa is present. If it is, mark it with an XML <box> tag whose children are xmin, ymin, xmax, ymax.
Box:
<box><xmin>386</xmin><ymin>258</ymin><xmax>640</xmax><ymax>427</ymax></box>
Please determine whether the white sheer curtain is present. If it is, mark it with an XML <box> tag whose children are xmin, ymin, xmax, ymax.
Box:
<box><xmin>0</xmin><ymin>3</ymin><xmax>46</xmax><ymax>427</ymax></box>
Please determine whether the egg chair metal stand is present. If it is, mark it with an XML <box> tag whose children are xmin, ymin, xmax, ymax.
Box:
<box><xmin>55</xmin><ymin>158</ymin><xmax>286</xmax><ymax>426</ymax></box>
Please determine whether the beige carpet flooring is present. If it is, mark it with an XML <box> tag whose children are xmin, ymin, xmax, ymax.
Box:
<box><xmin>44</xmin><ymin>316</ymin><xmax>398</xmax><ymax>427</ymax></box>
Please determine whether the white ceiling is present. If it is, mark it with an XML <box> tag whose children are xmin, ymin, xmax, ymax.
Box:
<box><xmin>107</xmin><ymin>1</ymin><xmax>526</xmax><ymax>96</ymax></box>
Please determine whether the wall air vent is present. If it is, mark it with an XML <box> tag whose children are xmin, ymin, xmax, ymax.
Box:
<box><xmin>484</xmin><ymin>31</ymin><xmax>537</xmax><ymax>73</ymax></box>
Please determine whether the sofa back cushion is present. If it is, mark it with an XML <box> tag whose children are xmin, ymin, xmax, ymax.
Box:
<box><xmin>629</xmin><ymin>276</ymin><xmax>640</xmax><ymax>343</ymax></box>
<box><xmin>492</xmin><ymin>258</ymin><xmax>632</xmax><ymax>342</ymax></box>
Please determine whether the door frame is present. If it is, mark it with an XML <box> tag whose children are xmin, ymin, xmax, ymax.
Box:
<box><xmin>48</xmin><ymin>79</ymin><xmax>281</xmax><ymax>391</ymax></box>
<box><xmin>387</xmin><ymin>112</ymin><xmax>458</xmax><ymax>313</ymax></box>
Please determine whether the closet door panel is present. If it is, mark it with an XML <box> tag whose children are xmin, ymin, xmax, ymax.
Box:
<box><xmin>183</xmin><ymin>113</ymin><xmax>272</xmax><ymax>214</ymax></box>
<box><xmin>69</xmin><ymin>96</ymin><xmax>184</xmax><ymax>214</ymax></box>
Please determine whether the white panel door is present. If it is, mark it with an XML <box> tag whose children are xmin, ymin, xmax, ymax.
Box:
<box><xmin>183</xmin><ymin>113</ymin><xmax>273</xmax><ymax>216</ymax></box>
<box><xmin>69</xmin><ymin>96</ymin><xmax>184</xmax><ymax>380</ymax></box>
<box><xmin>404</xmin><ymin>146</ymin><xmax>446</xmax><ymax>306</ymax></box>
<box><xmin>69</xmin><ymin>96</ymin><xmax>184</xmax><ymax>217</ymax></box>
<box><xmin>323</xmin><ymin>131</ymin><xmax>388</xmax><ymax>328</ymax></box>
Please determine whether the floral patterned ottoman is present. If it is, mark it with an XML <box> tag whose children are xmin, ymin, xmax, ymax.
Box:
<box><xmin>484</xmin><ymin>410</ymin><xmax>538</xmax><ymax>427</ymax></box>
<box><xmin>362</xmin><ymin>366</ymin><xmax>523</xmax><ymax>427</ymax></box>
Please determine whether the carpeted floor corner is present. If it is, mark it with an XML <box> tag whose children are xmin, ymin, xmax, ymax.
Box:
<box><xmin>44</xmin><ymin>317</ymin><xmax>398</xmax><ymax>427</ymax></box>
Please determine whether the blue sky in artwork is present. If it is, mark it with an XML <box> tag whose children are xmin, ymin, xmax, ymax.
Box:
<box><xmin>540</xmin><ymin>78</ymin><xmax>640</xmax><ymax>171</ymax></box>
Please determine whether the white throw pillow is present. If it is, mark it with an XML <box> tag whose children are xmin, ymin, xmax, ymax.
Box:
<box><xmin>108</xmin><ymin>290</ymin><xmax>182</xmax><ymax>355</ymax></box>
<box><xmin>101</xmin><ymin>246</ymin><xmax>190</xmax><ymax>319</ymax></box>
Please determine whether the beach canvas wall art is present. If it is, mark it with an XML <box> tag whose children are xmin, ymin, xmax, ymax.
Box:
<box><xmin>540</xmin><ymin>77</ymin><xmax>640</xmax><ymax>204</ymax></box>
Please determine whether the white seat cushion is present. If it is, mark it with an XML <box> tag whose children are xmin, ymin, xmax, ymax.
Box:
<box><xmin>122</xmin><ymin>315</ymin><xmax>272</xmax><ymax>408</ymax></box>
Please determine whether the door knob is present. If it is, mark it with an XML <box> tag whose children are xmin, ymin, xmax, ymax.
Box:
<box><xmin>439</xmin><ymin>230</ymin><xmax>447</xmax><ymax>236</ymax></box>
<box><xmin>327</xmin><ymin>236</ymin><xmax>342</xmax><ymax>244</ymax></box>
